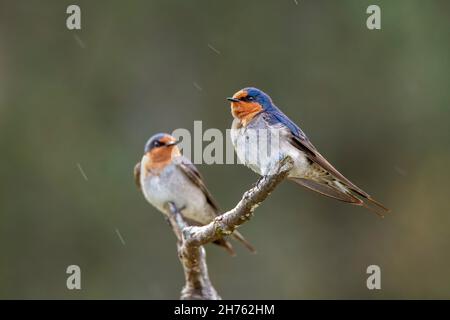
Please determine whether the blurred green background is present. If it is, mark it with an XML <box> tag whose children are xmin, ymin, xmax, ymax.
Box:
<box><xmin>0</xmin><ymin>0</ymin><xmax>449</xmax><ymax>299</ymax></box>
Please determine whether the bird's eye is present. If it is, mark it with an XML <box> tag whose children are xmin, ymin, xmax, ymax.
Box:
<box><xmin>154</xmin><ymin>141</ymin><xmax>162</xmax><ymax>147</ymax></box>
<box><xmin>247</xmin><ymin>96</ymin><xmax>255</xmax><ymax>101</ymax></box>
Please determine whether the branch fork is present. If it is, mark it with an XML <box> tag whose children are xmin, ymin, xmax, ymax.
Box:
<box><xmin>165</xmin><ymin>156</ymin><xmax>293</xmax><ymax>300</ymax></box>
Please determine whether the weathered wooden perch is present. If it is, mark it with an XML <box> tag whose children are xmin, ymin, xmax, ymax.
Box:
<box><xmin>166</xmin><ymin>156</ymin><xmax>293</xmax><ymax>300</ymax></box>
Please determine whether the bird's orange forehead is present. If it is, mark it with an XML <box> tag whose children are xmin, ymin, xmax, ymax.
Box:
<box><xmin>232</xmin><ymin>89</ymin><xmax>248</xmax><ymax>100</ymax></box>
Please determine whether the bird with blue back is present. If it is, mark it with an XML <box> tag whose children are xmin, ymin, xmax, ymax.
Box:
<box><xmin>227</xmin><ymin>87</ymin><xmax>389</xmax><ymax>216</ymax></box>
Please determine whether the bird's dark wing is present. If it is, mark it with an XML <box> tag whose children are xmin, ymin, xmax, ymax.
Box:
<box><xmin>134</xmin><ymin>162</ymin><xmax>141</xmax><ymax>190</ymax></box>
<box><xmin>264</xmin><ymin>105</ymin><xmax>308</xmax><ymax>140</ymax></box>
<box><xmin>264</xmin><ymin>107</ymin><xmax>389</xmax><ymax>214</ymax></box>
<box><xmin>177</xmin><ymin>157</ymin><xmax>256</xmax><ymax>253</ymax></box>
<box><xmin>176</xmin><ymin>157</ymin><xmax>220</xmax><ymax>213</ymax></box>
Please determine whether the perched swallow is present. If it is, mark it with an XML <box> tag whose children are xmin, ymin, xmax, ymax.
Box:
<box><xmin>134</xmin><ymin>133</ymin><xmax>255</xmax><ymax>254</ymax></box>
<box><xmin>227</xmin><ymin>87</ymin><xmax>389</xmax><ymax>216</ymax></box>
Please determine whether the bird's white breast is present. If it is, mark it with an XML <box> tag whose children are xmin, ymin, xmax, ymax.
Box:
<box><xmin>140</xmin><ymin>158</ymin><xmax>214</xmax><ymax>224</ymax></box>
<box><xmin>231</xmin><ymin>118</ymin><xmax>310</xmax><ymax>177</ymax></box>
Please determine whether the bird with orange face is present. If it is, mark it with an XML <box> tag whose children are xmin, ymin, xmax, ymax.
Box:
<box><xmin>134</xmin><ymin>133</ymin><xmax>255</xmax><ymax>254</ymax></box>
<box><xmin>227</xmin><ymin>87</ymin><xmax>389</xmax><ymax>216</ymax></box>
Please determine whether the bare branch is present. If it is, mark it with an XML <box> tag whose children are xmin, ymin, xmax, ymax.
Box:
<box><xmin>166</xmin><ymin>202</ymin><xmax>221</xmax><ymax>300</ymax></box>
<box><xmin>166</xmin><ymin>156</ymin><xmax>293</xmax><ymax>299</ymax></box>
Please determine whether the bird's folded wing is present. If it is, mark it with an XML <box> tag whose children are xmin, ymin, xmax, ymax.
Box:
<box><xmin>264</xmin><ymin>108</ymin><xmax>389</xmax><ymax>213</ymax></box>
<box><xmin>289</xmin><ymin>135</ymin><xmax>369</xmax><ymax>196</ymax></box>
<box><xmin>176</xmin><ymin>157</ymin><xmax>220</xmax><ymax>213</ymax></box>
<box><xmin>289</xmin><ymin>132</ymin><xmax>389</xmax><ymax>213</ymax></box>
<box><xmin>134</xmin><ymin>162</ymin><xmax>141</xmax><ymax>190</ymax></box>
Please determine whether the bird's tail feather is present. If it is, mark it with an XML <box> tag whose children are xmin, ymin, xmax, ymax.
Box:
<box><xmin>351</xmin><ymin>188</ymin><xmax>391</xmax><ymax>213</ymax></box>
<box><xmin>213</xmin><ymin>238</ymin><xmax>236</xmax><ymax>256</ymax></box>
<box><xmin>290</xmin><ymin>177</ymin><xmax>389</xmax><ymax>217</ymax></box>
<box><xmin>232</xmin><ymin>230</ymin><xmax>257</xmax><ymax>253</ymax></box>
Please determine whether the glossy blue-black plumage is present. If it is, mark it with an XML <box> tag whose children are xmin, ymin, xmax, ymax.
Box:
<box><xmin>243</xmin><ymin>87</ymin><xmax>307</xmax><ymax>140</ymax></box>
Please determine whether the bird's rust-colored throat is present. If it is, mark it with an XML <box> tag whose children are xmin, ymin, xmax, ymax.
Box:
<box><xmin>231</xmin><ymin>101</ymin><xmax>263</xmax><ymax>126</ymax></box>
<box><xmin>146</xmin><ymin>146</ymin><xmax>180</xmax><ymax>172</ymax></box>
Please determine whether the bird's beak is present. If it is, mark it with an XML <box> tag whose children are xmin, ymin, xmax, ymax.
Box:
<box><xmin>227</xmin><ymin>97</ymin><xmax>240</xmax><ymax>102</ymax></box>
<box><xmin>165</xmin><ymin>140</ymin><xmax>180</xmax><ymax>147</ymax></box>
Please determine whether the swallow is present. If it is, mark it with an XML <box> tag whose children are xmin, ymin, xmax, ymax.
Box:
<box><xmin>227</xmin><ymin>87</ymin><xmax>389</xmax><ymax>216</ymax></box>
<box><xmin>134</xmin><ymin>133</ymin><xmax>255</xmax><ymax>254</ymax></box>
